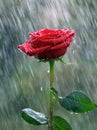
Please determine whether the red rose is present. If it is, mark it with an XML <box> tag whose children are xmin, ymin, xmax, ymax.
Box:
<box><xmin>18</xmin><ymin>28</ymin><xmax>75</xmax><ymax>59</ymax></box>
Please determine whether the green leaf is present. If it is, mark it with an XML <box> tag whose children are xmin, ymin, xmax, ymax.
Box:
<box><xmin>50</xmin><ymin>87</ymin><xmax>59</xmax><ymax>100</ymax></box>
<box><xmin>59</xmin><ymin>91</ymin><xmax>97</xmax><ymax>113</ymax></box>
<box><xmin>21</xmin><ymin>108</ymin><xmax>48</xmax><ymax>125</ymax></box>
<box><xmin>57</xmin><ymin>58</ymin><xmax>67</xmax><ymax>64</ymax></box>
<box><xmin>53</xmin><ymin>116</ymin><xmax>72</xmax><ymax>130</ymax></box>
<box><xmin>57</xmin><ymin>58</ymin><xmax>76</xmax><ymax>65</ymax></box>
<box><xmin>50</xmin><ymin>87</ymin><xmax>58</xmax><ymax>95</ymax></box>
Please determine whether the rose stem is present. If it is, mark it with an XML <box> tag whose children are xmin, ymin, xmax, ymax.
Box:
<box><xmin>48</xmin><ymin>59</ymin><xmax>55</xmax><ymax>130</ymax></box>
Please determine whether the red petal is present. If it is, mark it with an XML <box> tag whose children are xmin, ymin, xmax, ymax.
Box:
<box><xmin>18</xmin><ymin>28</ymin><xmax>76</xmax><ymax>59</ymax></box>
<box><xmin>50</xmin><ymin>37</ymin><xmax>73</xmax><ymax>50</ymax></box>
<box><xmin>18</xmin><ymin>40</ymin><xmax>51</xmax><ymax>56</ymax></box>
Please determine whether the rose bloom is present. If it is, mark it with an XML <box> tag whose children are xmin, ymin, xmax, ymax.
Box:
<box><xmin>18</xmin><ymin>28</ymin><xmax>75</xmax><ymax>60</ymax></box>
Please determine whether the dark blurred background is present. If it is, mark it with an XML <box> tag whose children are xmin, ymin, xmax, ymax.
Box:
<box><xmin>0</xmin><ymin>0</ymin><xmax>97</xmax><ymax>130</ymax></box>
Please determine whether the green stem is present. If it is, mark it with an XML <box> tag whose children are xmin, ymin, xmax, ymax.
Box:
<box><xmin>48</xmin><ymin>59</ymin><xmax>55</xmax><ymax>130</ymax></box>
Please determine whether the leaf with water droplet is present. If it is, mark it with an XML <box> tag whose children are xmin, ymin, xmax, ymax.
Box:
<box><xmin>53</xmin><ymin>116</ymin><xmax>72</xmax><ymax>130</ymax></box>
<box><xmin>21</xmin><ymin>108</ymin><xmax>48</xmax><ymax>125</ymax></box>
<box><xmin>59</xmin><ymin>91</ymin><xmax>97</xmax><ymax>113</ymax></box>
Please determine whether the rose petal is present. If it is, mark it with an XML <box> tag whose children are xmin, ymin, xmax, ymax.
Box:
<box><xmin>50</xmin><ymin>37</ymin><xmax>73</xmax><ymax>50</ymax></box>
<box><xmin>18</xmin><ymin>41</ymin><xmax>51</xmax><ymax>56</ymax></box>
<box><xmin>35</xmin><ymin>46</ymin><xmax>67</xmax><ymax>59</ymax></box>
<box><xmin>18</xmin><ymin>28</ymin><xmax>76</xmax><ymax>59</ymax></box>
<box><xmin>39</xmin><ymin>30</ymin><xmax>75</xmax><ymax>45</ymax></box>
<box><xmin>35</xmin><ymin>37</ymin><xmax>74</xmax><ymax>59</ymax></box>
